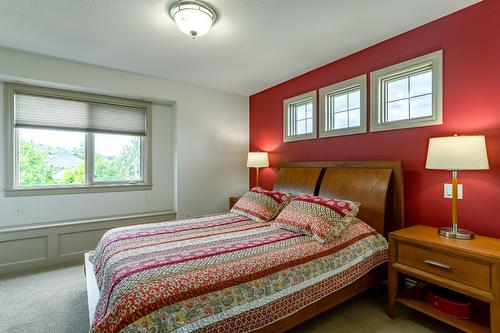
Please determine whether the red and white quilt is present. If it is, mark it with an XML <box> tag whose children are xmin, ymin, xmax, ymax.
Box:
<box><xmin>89</xmin><ymin>213</ymin><xmax>388</xmax><ymax>332</ymax></box>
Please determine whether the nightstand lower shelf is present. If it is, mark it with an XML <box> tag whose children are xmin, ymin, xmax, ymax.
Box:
<box><xmin>397</xmin><ymin>284</ymin><xmax>490</xmax><ymax>333</ymax></box>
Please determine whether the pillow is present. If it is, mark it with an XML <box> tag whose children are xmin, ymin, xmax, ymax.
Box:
<box><xmin>274</xmin><ymin>194</ymin><xmax>360</xmax><ymax>243</ymax></box>
<box><xmin>231</xmin><ymin>187</ymin><xmax>292</xmax><ymax>222</ymax></box>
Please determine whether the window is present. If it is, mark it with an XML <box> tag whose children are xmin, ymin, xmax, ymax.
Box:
<box><xmin>283</xmin><ymin>90</ymin><xmax>317</xmax><ymax>142</ymax></box>
<box><xmin>93</xmin><ymin>133</ymin><xmax>142</xmax><ymax>183</ymax></box>
<box><xmin>18</xmin><ymin>128</ymin><xmax>86</xmax><ymax>187</ymax></box>
<box><xmin>370</xmin><ymin>50</ymin><xmax>442</xmax><ymax>132</ymax></box>
<box><xmin>5</xmin><ymin>83</ymin><xmax>152</xmax><ymax>196</ymax></box>
<box><xmin>319</xmin><ymin>75</ymin><xmax>367</xmax><ymax>137</ymax></box>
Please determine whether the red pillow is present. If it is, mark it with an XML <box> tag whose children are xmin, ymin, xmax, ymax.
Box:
<box><xmin>274</xmin><ymin>194</ymin><xmax>360</xmax><ymax>243</ymax></box>
<box><xmin>231</xmin><ymin>187</ymin><xmax>291</xmax><ymax>222</ymax></box>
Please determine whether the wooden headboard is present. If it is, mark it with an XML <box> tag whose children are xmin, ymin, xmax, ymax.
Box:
<box><xmin>272</xmin><ymin>161</ymin><xmax>404</xmax><ymax>236</ymax></box>
<box><xmin>273</xmin><ymin>167</ymin><xmax>323</xmax><ymax>194</ymax></box>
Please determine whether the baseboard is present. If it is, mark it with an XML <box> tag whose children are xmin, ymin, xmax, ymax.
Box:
<box><xmin>0</xmin><ymin>210</ymin><xmax>176</xmax><ymax>275</ymax></box>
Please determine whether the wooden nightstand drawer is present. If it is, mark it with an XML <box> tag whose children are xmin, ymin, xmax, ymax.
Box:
<box><xmin>398</xmin><ymin>242</ymin><xmax>491</xmax><ymax>291</ymax></box>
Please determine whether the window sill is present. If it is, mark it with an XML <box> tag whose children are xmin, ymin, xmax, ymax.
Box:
<box><xmin>4</xmin><ymin>184</ymin><xmax>153</xmax><ymax>197</ymax></box>
<box><xmin>370</xmin><ymin>116</ymin><xmax>442</xmax><ymax>132</ymax></box>
<box><xmin>284</xmin><ymin>133</ymin><xmax>317</xmax><ymax>142</ymax></box>
<box><xmin>319</xmin><ymin>126</ymin><xmax>367</xmax><ymax>138</ymax></box>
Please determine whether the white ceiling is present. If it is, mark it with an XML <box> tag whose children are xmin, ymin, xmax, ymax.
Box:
<box><xmin>0</xmin><ymin>0</ymin><xmax>478</xmax><ymax>96</ymax></box>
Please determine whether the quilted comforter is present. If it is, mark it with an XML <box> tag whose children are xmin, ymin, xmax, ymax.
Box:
<box><xmin>89</xmin><ymin>213</ymin><xmax>388</xmax><ymax>332</ymax></box>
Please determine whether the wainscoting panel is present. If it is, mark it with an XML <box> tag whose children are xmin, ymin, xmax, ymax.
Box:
<box><xmin>0</xmin><ymin>210</ymin><xmax>176</xmax><ymax>275</ymax></box>
<box><xmin>58</xmin><ymin>228</ymin><xmax>110</xmax><ymax>258</ymax></box>
<box><xmin>0</xmin><ymin>236</ymin><xmax>48</xmax><ymax>268</ymax></box>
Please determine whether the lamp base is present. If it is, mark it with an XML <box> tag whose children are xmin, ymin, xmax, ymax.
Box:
<box><xmin>438</xmin><ymin>227</ymin><xmax>474</xmax><ymax>240</ymax></box>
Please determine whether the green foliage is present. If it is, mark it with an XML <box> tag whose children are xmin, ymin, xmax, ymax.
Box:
<box><xmin>114</xmin><ymin>137</ymin><xmax>141</xmax><ymax>180</ymax></box>
<box><xmin>94</xmin><ymin>137</ymin><xmax>141</xmax><ymax>181</ymax></box>
<box><xmin>61</xmin><ymin>162</ymin><xmax>85</xmax><ymax>184</ymax></box>
<box><xmin>94</xmin><ymin>154</ymin><xmax>118</xmax><ymax>180</ymax></box>
<box><xmin>19</xmin><ymin>139</ymin><xmax>56</xmax><ymax>186</ymax></box>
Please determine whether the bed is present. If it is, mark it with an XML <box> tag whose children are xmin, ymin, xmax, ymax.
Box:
<box><xmin>84</xmin><ymin>160</ymin><xmax>404</xmax><ymax>332</ymax></box>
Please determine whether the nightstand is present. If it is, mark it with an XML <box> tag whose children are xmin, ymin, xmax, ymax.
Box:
<box><xmin>229</xmin><ymin>196</ymin><xmax>241</xmax><ymax>210</ymax></box>
<box><xmin>388</xmin><ymin>225</ymin><xmax>500</xmax><ymax>333</ymax></box>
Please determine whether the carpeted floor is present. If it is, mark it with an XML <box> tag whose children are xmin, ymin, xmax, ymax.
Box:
<box><xmin>0</xmin><ymin>263</ymin><xmax>460</xmax><ymax>333</ymax></box>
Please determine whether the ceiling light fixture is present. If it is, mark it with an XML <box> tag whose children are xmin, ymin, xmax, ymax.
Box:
<box><xmin>169</xmin><ymin>0</ymin><xmax>217</xmax><ymax>38</ymax></box>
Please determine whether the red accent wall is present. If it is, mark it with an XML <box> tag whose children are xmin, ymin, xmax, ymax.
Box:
<box><xmin>249</xmin><ymin>1</ymin><xmax>500</xmax><ymax>238</ymax></box>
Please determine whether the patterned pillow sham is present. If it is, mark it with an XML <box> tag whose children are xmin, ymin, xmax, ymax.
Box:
<box><xmin>231</xmin><ymin>187</ymin><xmax>292</xmax><ymax>222</ymax></box>
<box><xmin>274</xmin><ymin>194</ymin><xmax>360</xmax><ymax>243</ymax></box>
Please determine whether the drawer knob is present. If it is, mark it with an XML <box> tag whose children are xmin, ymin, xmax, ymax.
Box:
<box><xmin>424</xmin><ymin>259</ymin><xmax>451</xmax><ymax>270</ymax></box>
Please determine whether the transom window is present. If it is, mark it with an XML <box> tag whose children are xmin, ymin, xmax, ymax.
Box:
<box><xmin>289</xmin><ymin>100</ymin><xmax>313</xmax><ymax>135</ymax></box>
<box><xmin>283</xmin><ymin>90</ymin><xmax>317</xmax><ymax>142</ymax></box>
<box><xmin>5</xmin><ymin>83</ymin><xmax>152</xmax><ymax>196</ymax></box>
<box><xmin>370</xmin><ymin>50</ymin><xmax>442</xmax><ymax>132</ymax></box>
<box><xmin>383</xmin><ymin>67</ymin><xmax>432</xmax><ymax>122</ymax></box>
<box><xmin>328</xmin><ymin>88</ymin><xmax>360</xmax><ymax>129</ymax></box>
<box><xmin>319</xmin><ymin>75</ymin><xmax>367</xmax><ymax>137</ymax></box>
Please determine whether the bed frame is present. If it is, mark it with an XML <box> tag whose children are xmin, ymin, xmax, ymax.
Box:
<box><xmin>84</xmin><ymin>160</ymin><xmax>404</xmax><ymax>331</ymax></box>
<box><xmin>255</xmin><ymin>160</ymin><xmax>404</xmax><ymax>332</ymax></box>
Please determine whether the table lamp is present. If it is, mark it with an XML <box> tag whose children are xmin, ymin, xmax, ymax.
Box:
<box><xmin>247</xmin><ymin>152</ymin><xmax>269</xmax><ymax>187</ymax></box>
<box><xmin>425</xmin><ymin>134</ymin><xmax>489</xmax><ymax>239</ymax></box>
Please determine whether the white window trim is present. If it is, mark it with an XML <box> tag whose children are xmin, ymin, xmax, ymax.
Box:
<box><xmin>4</xmin><ymin>83</ymin><xmax>153</xmax><ymax>197</ymax></box>
<box><xmin>283</xmin><ymin>90</ymin><xmax>317</xmax><ymax>142</ymax></box>
<box><xmin>370</xmin><ymin>50</ymin><xmax>443</xmax><ymax>132</ymax></box>
<box><xmin>319</xmin><ymin>74</ymin><xmax>367</xmax><ymax>138</ymax></box>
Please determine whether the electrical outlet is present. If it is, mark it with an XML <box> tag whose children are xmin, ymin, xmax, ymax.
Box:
<box><xmin>444</xmin><ymin>184</ymin><xmax>463</xmax><ymax>199</ymax></box>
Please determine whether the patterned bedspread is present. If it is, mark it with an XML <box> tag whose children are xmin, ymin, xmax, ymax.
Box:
<box><xmin>89</xmin><ymin>213</ymin><xmax>388</xmax><ymax>333</ymax></box>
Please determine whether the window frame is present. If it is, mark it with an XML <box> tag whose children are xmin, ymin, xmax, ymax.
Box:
<box><xmin>319</xmin><ymin>74</ymin><xmax>367</xmax><ymax>138</ymax></box>
<box><xmin>4</xmin><ymin>83</ymin><xmax>153</xmax><ymax>197</ymax></box>
<box><xmin>370</xmin><ymin>50</ymin><xmax>443</xmax><ymax>132</ymax></box>
<box><xmin>283</xmin><ymin>90</ymin><xmax>317</xmax><ymax>142</ymax></box>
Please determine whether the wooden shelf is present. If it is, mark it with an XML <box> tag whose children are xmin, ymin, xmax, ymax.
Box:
<box><xmin>396</xmin><ymin>285</ymin><xmax>490</xmax><ymax>333</ymax></box>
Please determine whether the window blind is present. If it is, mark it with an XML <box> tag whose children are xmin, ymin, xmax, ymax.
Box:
<box><xmin>14</xmin><ymin>93</ymin><xmax>147</xmax><ymax>136</ymax></box>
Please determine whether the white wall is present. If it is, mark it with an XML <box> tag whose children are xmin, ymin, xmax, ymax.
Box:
<box><xmin>0</xmin><ymin>47</ymin><xmax>248</xmax><ymax>227</ymax></box>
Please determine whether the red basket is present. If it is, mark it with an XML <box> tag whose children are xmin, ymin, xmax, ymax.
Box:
<box><xmin>425</xmin><ymin>285</ymin><xmax>471</xmax><ymax>320</ymax></box>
